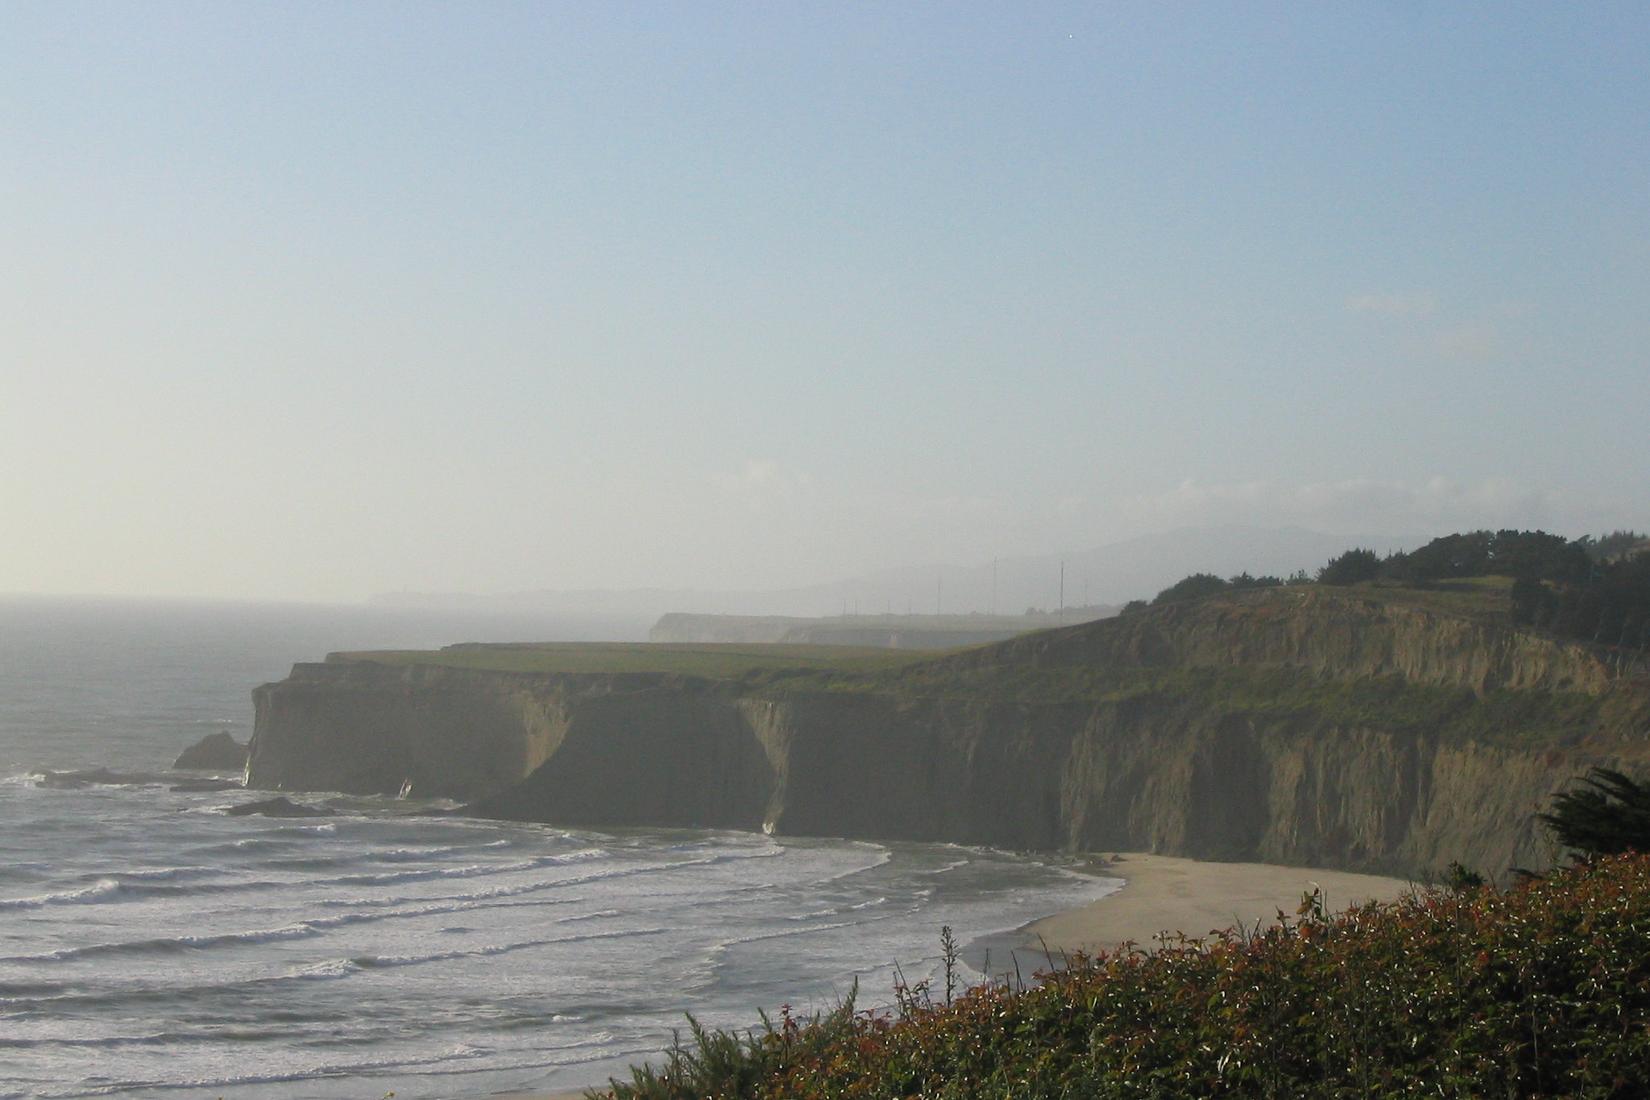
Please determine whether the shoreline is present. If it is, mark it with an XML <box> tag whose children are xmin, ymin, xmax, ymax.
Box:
<box><xmin>498</xmin><ymin>852</ymin><xmax>1416</xmax><ymax>1099</ymax></box>
<box><xmin>1019</xmin><ymin>852</ymin><xmax>1414</xmax><ymax>960</ymax></box>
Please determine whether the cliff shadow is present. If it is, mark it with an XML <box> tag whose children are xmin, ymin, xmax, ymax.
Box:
<box><xmin>468</xmin><ymin>686</ymin><xmax>776</xmax><ymax>830</ymax></box>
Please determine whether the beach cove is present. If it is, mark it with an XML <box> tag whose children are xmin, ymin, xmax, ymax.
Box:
<box><xmin>504</xmin><ymin>851</ymin><xmax>1413</xmax><ymax>1099</ymax></box>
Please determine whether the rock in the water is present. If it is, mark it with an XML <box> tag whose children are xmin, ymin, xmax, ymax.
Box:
<box><xmin>173</xmin><ymin>731</ymin><xmax>249</xmax><ymax>772</ymax></box>
<box><xmin>224</xmin><ymin>796</ymin><xmax>332</xmax><ymax>818</ymax></box>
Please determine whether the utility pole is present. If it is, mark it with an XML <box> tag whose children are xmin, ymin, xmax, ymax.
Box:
<box><xmin>992</xmin><ymin>558</ymin><xmax>998</xmax><ymax>617</ymax></box>
<box><xmin>937</xmin><ymin>575</ymin><xmax>943</xmax><ymax>616</ymax></box>
<box><xmin>1059</xmin><ymin>560</ymin><xmax>1065</xmax><ymax>624</ymax></box>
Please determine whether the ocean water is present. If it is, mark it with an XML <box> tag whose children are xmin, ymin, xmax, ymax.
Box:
<box><xmin>0</xmin><ymin>598</ymin><xmax>1116</xmax><ymax>1099</ymax></box>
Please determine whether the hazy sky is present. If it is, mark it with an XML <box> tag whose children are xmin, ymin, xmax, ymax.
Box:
<box><xmin>5</xmin><ymin>3</ymin><xmax>1648</xmax><ymax>602</ymax></box>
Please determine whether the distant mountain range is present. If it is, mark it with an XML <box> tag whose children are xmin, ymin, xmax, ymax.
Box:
<box><xmin>369</xmin><ymin>525</ymin><xmax>1418</xmax><ymax>634</ymax></box>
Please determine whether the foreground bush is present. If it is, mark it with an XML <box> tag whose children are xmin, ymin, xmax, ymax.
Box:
<box><xmin>602</xmin><ymin>854</ymin><xmax>1650</xmax><ymax>1099</ymax></box>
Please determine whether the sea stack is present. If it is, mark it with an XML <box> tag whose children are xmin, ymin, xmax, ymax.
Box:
<box><xmin>173</xmin><ymin>731</ymin><xmax>250</xmax><ymax>771</ymax></box>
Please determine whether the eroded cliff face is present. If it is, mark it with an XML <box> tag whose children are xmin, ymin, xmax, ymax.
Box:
<box><xmin>967</xmin><ymin>587</ymin><xmax>1616</xmax><ymax>695</ymax></box>
<box><xmin>731</xmin><ymin>690</ymin><xmax>1644</xmax><ymax>876</ymax></box>
<box><xmin>249</xmin><ymin>661</ymin><xmax>579</xmax><ymax>801</ymax></box>
<box><xmin>248</xmin><ymin>590</ymin><xmax>1650</xmax><ymax>878</ymax></box>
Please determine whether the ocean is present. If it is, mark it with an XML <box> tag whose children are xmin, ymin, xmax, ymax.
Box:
<box><xmin>0</xmin><ymin>597</ymin><xmax>1116</xmax><ymax>1099</ymax></box>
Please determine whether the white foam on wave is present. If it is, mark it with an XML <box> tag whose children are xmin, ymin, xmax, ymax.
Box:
<box><xmin>1</xmin><ymin>871</ymin><xmax>294</xmax><ymax>908</ymax></box>
<box><xmin>325</xmin><ymin>849</ymin><xmax>604</xmax><ymax>887</ymax></box>
<box><xmin>927</xmin><ymin>857</ymin><xmax>972</xmax><ymax>876</ymax></box>
<box><xmin>0</xmin><ymin>877</ymin><xmax>124</xmax><ymax>910</ymax></box>
<box><xmin>4</xmin><ymin>757</ymin><xmax>1106</xmax><ymax>1100</ymax></box>
<box><xmin>287</xmin><ymin>957</ymin><xmax>361</xmax><ymax>981</ymax></box>
<box><xmin>782</xmin><ymin>895</ymin><xmax>889</xmax><ymax>922</ymax></box>
<box><xmin>1</xmin><ymin>878</ymin><xmax>620</xmax><ymax>969</ymax></box>
<box><xmin>31</xmin><ymin>1041</ymin><xmax>496</xmax><ymax>1098</ymax></box>
<box><xmin>371</xmin><ymin>838</ymin><xmax>512</xmax><ymax>862</ymax></box>
<box><xmin>102</xmin><ymin>865</ymin><xmax>216</xmax><ymax>883</ymax></box>
<box><xmin>0</xmin><ymin>921</ymin><xmax>322</xmax><ymax>965</ymax></box>
<box><xmin>3</xmin><ymin>847</ymin><xmax>617</xmax><ymax>916</ymax></box>
<box><xmin>350</xmin><ymin>925</ymin><xmax>670</xmax><ymax>971</ymax></box>
<box><xmin>822</xmin><ymin>845</ymin><xmax>893</xmax><ymax>882</ymax></box>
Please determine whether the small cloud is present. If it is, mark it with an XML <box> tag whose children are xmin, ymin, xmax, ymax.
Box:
<box><xmin>910</xmin><ymin>494</ymin><xmax>1004</xmax><ymax>520</ymax></box>
<box><xmin>711</xmin><ymin>458</ymin><xmax>810</xmax><ymax>508</ymax></box>
<box><xmin>1434</xmin><ymin>322</ymin><xmax>1499</xmax><ymax>362</ymax></box>
<box><xmin>1345</xmin><ymin>292</ymin><xmax>1437</xmax><ymax>318</ymax></box>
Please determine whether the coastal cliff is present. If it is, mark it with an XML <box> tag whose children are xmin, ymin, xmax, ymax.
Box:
<box><xmin>248</xmin><ymin>586</ymin><xmax>1650</xmax><ymax>878</ymax></box>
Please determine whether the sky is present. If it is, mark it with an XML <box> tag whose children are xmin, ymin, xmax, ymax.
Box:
<box><xmin>4</xmin><ymin>2</ymin><xmax>1648</xmax><ymax>602</ymax></box>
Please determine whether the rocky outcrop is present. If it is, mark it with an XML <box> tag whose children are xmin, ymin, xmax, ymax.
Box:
<box><xmin>249</xmin><ymin>589</ymin><xmax>1650</xmax><ymax>879</ymax></box>
<box><xmin>173</xmin><ymin>731</ymin><xmax>250</xmax><ymax>771</ymax></box>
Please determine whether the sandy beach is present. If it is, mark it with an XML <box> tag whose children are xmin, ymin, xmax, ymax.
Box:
<box><xmin>1023</xmin><ymin>852</ymin><xmax>1415</xmax><ymax>957</ymax></box>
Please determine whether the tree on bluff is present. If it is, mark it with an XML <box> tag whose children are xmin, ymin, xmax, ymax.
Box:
<box><xmin>1151</xmin><ymin>572</ymin><xmax>1286</xmax><ymax>606</ymax></box>
<box><xmin>1152</xmin><ymin>573</ymin><xmax>1229</xmax><ymax>604</ymax></box>
<box><xmin>1513</xmin><ymin>551</ymin><xmax>1650</xmax><ymax>650</ymax></box>
<box><xmin>1383</xmin><ymin>529</ymin><xmax>1592</xmax><ymax>585</ymax></box>
<box><xmin>1317</xmin><ymin>548</ymin><xmax>1382</xmax><ymax>586</ymax></box>
<box><xmin>1539</xmin><ymin>768</ymin><xmax>1650</xmax><ymax>858</ymax></box>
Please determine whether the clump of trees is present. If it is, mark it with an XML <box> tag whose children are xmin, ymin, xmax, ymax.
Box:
<box><xmin>1317</xmin><ymin>548</ymin><xmax>1382</xmax><ymax>585</ymax></box>
<box><xmin>1319</xmin><ymin>529</ymin><xmax>1650</xmax><ymax>653</ymax></box>
<box><xmin>1382</xmin><ymin>530</ymin><xmax>1593</xmax><ymax>586</ymax></box>
<box><xmin>1152</xmin><ymin>570</ymin><xmax>1286</xmax><ymax>605</ymax></box>
<box><xmin>1313</xmin><ymin>529</ymin><xmax>1642</xmax><ymax>591</ymax></box>
<box><xmin>1135</xmin><ymin>530</ymin><xmax>1649</xmax><ymax>654</ymax></box>
<box><xmin>1512</xmin><ymin>550</ymin><xmax>1650</xmax><ymax>650</ymax></box>
<box><xmin>1582</xmin><ymin>529</ymin><xmax>1650</xmax><ymax>563</ymax></box>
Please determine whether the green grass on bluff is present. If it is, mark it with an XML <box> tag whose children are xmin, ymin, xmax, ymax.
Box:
<box><xmin>333</xmin><ymin>641</ymin><xmax>939</xmax><ymax>678</ymax></box>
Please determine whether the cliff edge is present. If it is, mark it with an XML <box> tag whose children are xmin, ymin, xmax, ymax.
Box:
<box><xmin>248</xmin><ymin>585</ymin><xmax>1650</xmax><ymax>879</ymax></box>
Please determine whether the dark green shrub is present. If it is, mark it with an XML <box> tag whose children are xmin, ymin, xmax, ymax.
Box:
<box><xmin>1540</xmin><ymin>767</ymin><xmax>1650</xmax><ymax>857</ymax></box>
<box><xmin>1317</xmin><ymin>548</ymin><xmax>1381</xmax><ymax>586</ymax></box>
<box><xmin>1152</xmin><ymin>573</ymin><xmax>1229</xmax><ymax>604</ymax></box>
